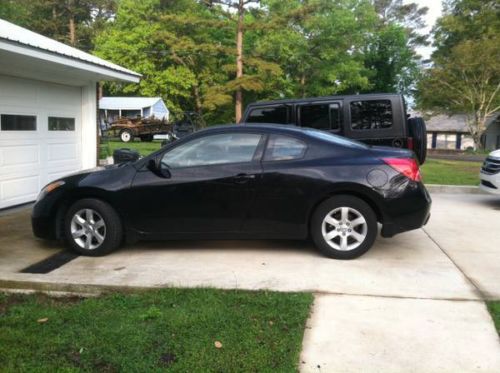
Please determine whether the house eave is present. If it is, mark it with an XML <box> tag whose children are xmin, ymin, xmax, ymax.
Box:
<box><xmin>0</xmin><ymin>38</ymin><xmax>140</xmax><ymax>83</ymax></box>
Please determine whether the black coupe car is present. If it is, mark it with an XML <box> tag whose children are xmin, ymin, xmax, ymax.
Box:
<box><xmin>32</xmin><ymin>124</ymin><xmax>431</xmax><ymax>259</ymax></box>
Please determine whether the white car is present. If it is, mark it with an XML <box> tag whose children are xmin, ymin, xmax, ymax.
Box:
<box><xmin>480</xmin><ymin>149</ymin><xmax>500</xmax><ymax>194</ymax></box>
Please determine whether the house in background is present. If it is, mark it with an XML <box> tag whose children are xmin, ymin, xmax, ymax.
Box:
<box><xmin>0</xmin><ymin>19</ymin><xmax>140</xmax><ymax>209</ymax></box>
<box><xmin>99</xmin><ymin>97</ymin><xmax>169</xmax><ymax>124</ymax></box>
<box><xmin>425</xmin><ymin>114</ymin><xmax>500</xmax><ymax>151</ymax></box>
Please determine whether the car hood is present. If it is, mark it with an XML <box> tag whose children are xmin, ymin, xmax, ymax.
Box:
<box><xmin>65</xmin><ymin>163</ymin><xmax>127</xmax><ymax>177</ymax></box>
<box><xmin>489</xmin><ymin>149</ymin><xmax>500</xmax><ymax>159</ymax></box>
<box><xmin>57</xmin><ymin>162</ymin><xmax>137</xmax><ymax>190</ymax></box>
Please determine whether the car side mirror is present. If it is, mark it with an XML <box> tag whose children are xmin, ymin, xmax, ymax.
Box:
<box><xmin>147</xmin><ymin>157</ymin><xmax>171</xmax><ymax>178</ymax></box>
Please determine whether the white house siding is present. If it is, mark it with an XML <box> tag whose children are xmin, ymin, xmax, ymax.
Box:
<box><xmin>152</xmin><ymin>99</ymin><xmax>169</xmax><ymax>120</ymax></box>
<box><xmin>0</xmin><ymin>75</ymin><xmax>96</xmax><ymax>209</ymax></box>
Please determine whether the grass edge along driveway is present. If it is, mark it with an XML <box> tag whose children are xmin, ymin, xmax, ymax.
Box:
<box><xmin>0</xmin><ymin>288</ymin><xmax>313</xmax><ymax>372</ymax></box>
<box><xmin>488</xmin><ymin>301</ymin><xmax>500</xmax><ymax>336</ymax></box>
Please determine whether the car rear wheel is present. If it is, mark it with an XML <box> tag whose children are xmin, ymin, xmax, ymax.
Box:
<box><xmin>408</xmin><ymin>117</ymin><xmax>427</xmax><ymax>164</ymax></box>
<box><xmin>311</xmin><ymin>195</ymin><xmax>377</xmax><ymax>259</ymax></box>
<box><xmin>64</xmin><ymin>198</ymin><xmax>123</xmax><ymax>256</ymax></box>
<box><xmin>120</xmin><ymin>129</ymin><xmax>133</xmax><ymax>143</ymax></box>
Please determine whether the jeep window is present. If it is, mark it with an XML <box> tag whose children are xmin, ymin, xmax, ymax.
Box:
<box><xmin>350</xmin><ymin>100</ymin><xmax>393</xmax><ymax>130</ymax></box>
<box><xmin>299</xmin><ymin>104</ymin><xmax>328</xmax><ymax>130</ymax></box>
<box><xmin>246</xmin><ymin>105</ymin><xmax>289</xmax><ymax>124</ymax></box>
<box><xmin>331</xmin><ymin>104</ymin><xmax>341</xmax><ymax>130</ymax></box>
<box><xmin>299</xmin><ymin>103</ymin><xmax>341</xmax><ymax>131</ymax></box>
<box><xmin>264</xmin><ymin>135</ymin><xmax>307</xmax><ymax>161</ymax></box>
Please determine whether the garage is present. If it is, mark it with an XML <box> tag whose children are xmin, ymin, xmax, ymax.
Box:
<box><xmin>0</xmin><ymin>19</ymin><xmax>140</xmax><ymax>209</ymax></box>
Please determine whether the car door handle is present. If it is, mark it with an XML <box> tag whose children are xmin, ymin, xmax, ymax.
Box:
<box><xmin>233</xmin><ymin>173</ymin><xmax>256</xmax><ymax>183</ymax></box>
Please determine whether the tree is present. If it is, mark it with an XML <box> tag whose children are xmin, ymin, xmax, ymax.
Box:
<box><xmin>256</xmin><ymin>0</ymin><xmax>377</xmax><ymax>98</ymax></box>
<box><xmin>372</xmin><ymin>0</ymin><xmax>429</xmax><ymax>47</ymax></box>
<box><xmin>417</xmin><ymin>0</ymin><xmax>500</xmax><ymax>149</ymax></box>
<box><xmin>433</xmin><ymin>0</ymin><xmax>500</xmax><ymax>58</ymax></box>
<box><xmin>417</xmin><ymin>38</ymin><xmax>500</xmax><ymax>149</ymax></box>
<box><xmin>0</xmin><ymin>0</ymin><xmax>116</xmax><ymax>51</ymax></box>
<box><xmin>94</xmin><ymin>0</ymin><xmax>237</xmax><ymax>121</ymax></box>
<box><xmin>362</xmin><ymin>23</ymin><xmax>419</xmax><ymax>95</ymax></box>
<box><xmin>210</xmin><ymin>0</ymin><xmax>263</xmax><ymax>122</ymax></box>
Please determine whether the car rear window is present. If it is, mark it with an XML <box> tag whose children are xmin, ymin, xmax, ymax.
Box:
<box><xmin>246</xmin><ymin>105</ymin><xmax>290</xmax><ymax>124</ymax></box>
<box><xmin>350</xmin><ymin>100</ymin><xmax>393</xmax><ymax>130</ymax></box>
<box><xmin>264</xmin><ymin>135</ymin><xmax>307</xmax><ymax>161</ymax></box>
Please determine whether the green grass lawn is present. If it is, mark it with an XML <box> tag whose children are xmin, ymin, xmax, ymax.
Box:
<box><xmin>0</xmin><ymin>289</ymin><xmax>312</xmax><ymax>372</ymax></box>
<box><xmin>421</xmin><ymin>159</ymin><xmax>482</xmax><ymax>185</ymax></box>
<box><xmin>487</xmin><ymin>301</ymin><xmax>500</xmax><ymax>336</ymax></box>
<box><xmin>103</xmin><ymin>140</ymin><xmax>163</xmax><ymax>157</ymax></box>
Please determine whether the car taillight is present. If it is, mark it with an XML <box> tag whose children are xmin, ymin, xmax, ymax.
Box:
<box><xmin>407</xmin><ymin>137</ymin><xmax>414</xmax><ymax>150</ymax></box>
<box><xmin>382</xmin><ymin>158</ymin><xmax>421</xmax><ymax>182</ymax></box>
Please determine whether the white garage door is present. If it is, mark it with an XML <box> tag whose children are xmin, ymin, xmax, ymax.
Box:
<box><xmin>0</xmin><ymin>75</ymin><xmax>82</xmax><ymax>209</ymax></box>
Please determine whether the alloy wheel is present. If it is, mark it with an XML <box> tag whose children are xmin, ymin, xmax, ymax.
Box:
<box><xmin>70</xmin><ymin>208</ymin><xmax>106</xmax><ymax>250</ymax></box>
<box><xmin>321</xmin><ymin>207</ymin><xmax>367</xmax><ymax>251</ymax></box>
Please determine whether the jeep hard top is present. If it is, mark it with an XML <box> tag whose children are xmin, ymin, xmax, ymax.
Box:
<box><xmin>242</xmin><ymin>93</ymin><xmax>427</xmax><ymax>163</ymax></box>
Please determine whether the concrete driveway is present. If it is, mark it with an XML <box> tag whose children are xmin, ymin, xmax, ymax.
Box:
<box><xmin>1</xmin><ymin>192</ymin><xmax>500</xmax><ymax>372</ymax></box>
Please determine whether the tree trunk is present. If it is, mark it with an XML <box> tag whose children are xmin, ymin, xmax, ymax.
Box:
<box><xmin>193</xmin><ymin>84</ymin><xmax>203</xmax><ymax>114</ymax></box>
<box><xmin>69</xmin><ymin>17</ymin><xmax>76</xmax><ymax>45</ymax></box>
<box><xmin>468</xmin><ymin>113</ymin><xmax>487</xmax><ymax>150</ymax></box>
<box><xmin>235</xmin><ymin>0</ymin><xmax>244</xmax><ymax>123</ymax></box>
<box><xmin>300</xmin><ymin>73</ymin><xmax>306</xmax><ymax>98</ymax></box>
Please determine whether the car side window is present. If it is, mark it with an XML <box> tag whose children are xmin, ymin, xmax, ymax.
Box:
<box><xmin>350</xmin><ymin>100</ymin><xmax>393</xmax><ymax>130</ymax></box>
<box><xmin>246</xmin><ymin>105</ymin><xmax>290</xmax><ymax>124</ymax></box>
<box><xmin>264</xmin><ymin>135</ymin><xmax>307</xmax><ymax>161</ymax></box>
<box><xmin>162</xmin><ymin>133</ymin><xmax>262</xmax><ymax>168</ymax></box>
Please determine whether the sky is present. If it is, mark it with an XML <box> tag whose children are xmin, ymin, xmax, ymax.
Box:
<box><xmin>409</xmin><ymin>0</ymin><xmax>444</xmax><ymax>59</ymax></box>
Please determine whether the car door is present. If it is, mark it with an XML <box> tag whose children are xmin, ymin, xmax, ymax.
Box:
<box><xmin>128</xmin><ymin>131</ymin><xmax>265</xmax><ymax>236</ymax></box>
<box><xmin>242</xmin><ymin>133</ymin><xmax>314</xmax><ymax>238</ymax></box>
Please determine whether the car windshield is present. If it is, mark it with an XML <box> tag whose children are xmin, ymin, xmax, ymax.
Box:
<box><xmin>303</xmin><ymin>128</ymin><xmax>368</xmax><ymax>149</ymax></box>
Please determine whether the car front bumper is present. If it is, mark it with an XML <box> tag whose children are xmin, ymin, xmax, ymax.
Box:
<box><xmin>479</xmin><ymin>171</ymin><xmax>500</xmax><ymax>194</ymax></box>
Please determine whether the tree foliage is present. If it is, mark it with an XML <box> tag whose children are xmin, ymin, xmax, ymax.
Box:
<box><xmin>0</xmin><ymin>0</ymin><xmax>116</xmax><ymax>51</ymax></box>
<box><xmin>417</xmin><ymin>0</ymin><xmax>500</xmax><ymax>148</ymax></box>
<box><xmin>1</xmin><ymin>0</ymin><xmax>426</xmax><ymax>124</ymax></box>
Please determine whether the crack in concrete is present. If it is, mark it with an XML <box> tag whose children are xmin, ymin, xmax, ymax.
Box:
<box><xmin>422</xmin><ymin>227</ymin><xmax>486</xmax><ymax>301</ymax></box>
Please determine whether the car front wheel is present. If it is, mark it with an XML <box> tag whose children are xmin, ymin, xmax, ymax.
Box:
<box><xmin>64</xmin><ymin>198</ymin><xmax>123</xmax><ymax>256</ymax></box>
<box><xmin>311</xmin><ymin>195</ymin><xmax>377</xmax><ymax>259</ymax></box>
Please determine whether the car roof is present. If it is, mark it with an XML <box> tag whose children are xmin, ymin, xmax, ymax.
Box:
<box><xmin>195</xmin><ymin>123</ymin><xmax>367</xmax><ymax>148</ymax></box>
<box><xmin>245</xmin><ymin>93</ymin><xmax>402</xmax><ymax>107</ymax></box>
<box><xmin>197</xmin><ymin>123</ymin><xmax>308</xmax><ymax>135</ymax></box>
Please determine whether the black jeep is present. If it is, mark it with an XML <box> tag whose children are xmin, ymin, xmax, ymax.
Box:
<box><xmin>242</xmin><ymin>93</ymin><xmax>427</xmax><ymax>164</ymax></box>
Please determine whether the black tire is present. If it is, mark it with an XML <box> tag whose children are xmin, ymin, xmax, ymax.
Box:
<box><xmin>408</xmin><ymin>117</ymin><xmax>427</xmax><ymax>164</ymax></box>
<box><xmin>311</xmin><ymin>195</ymin><xmax>377</xmax><ymax>259</ymax></box>
<box><xmin>120</xmin><ymin>129</ymin><xmax>133</xmax><ymax>143</ymax></box>
<box><xmin>64</xmin><ymin>198</ymin><xmax>123</xmax><ymax>256</ymax></box>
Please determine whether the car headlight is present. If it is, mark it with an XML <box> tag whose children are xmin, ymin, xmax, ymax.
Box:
<box><xmin>37</xmin><ymin>180</ymin><xmax>65</xmax><ymax>201</ymax></box>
